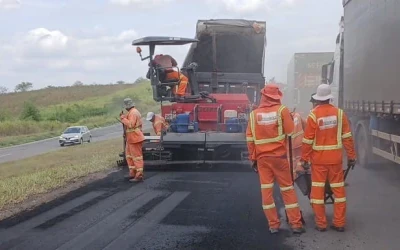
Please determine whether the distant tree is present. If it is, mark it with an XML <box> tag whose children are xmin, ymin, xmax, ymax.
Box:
<box><xmin>20</xmin><ymin>102</ymin><xmax>41</xmax><ymax>121</ymax></box>
<box><xmin>116</xmin><ymin>80</ymin><xmax>125</xmax><ymax>84</ymax></box>
<box><xmin>0</xmin><ymin>86</ymin><xmax>8</xmax><ymax>94</ymax></box>
<box><xmin>73</xmin><ymin>81</ymin><xmax>84</xmax><ymax>86</ymax></box>
<box><xmin>134</xmin><ymin>77</ymin><xmax>145</xmax><ymax>84</ymax></box>
<box><xmin>15</xmin><ymin>82</ymin><xmax>33</xmax><ymax>92</ymax></box>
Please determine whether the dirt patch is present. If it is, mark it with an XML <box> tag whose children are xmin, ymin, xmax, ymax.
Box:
<box><xmin>0</xmin><ymin>168</ymin><xmax>120</xmax><ymax>221</ymax></box>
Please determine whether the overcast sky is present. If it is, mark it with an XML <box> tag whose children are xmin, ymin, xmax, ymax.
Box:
<box><xmin>0</xmin><ymin>0</ymin><xmax>343</xmax><ymax>90</ymax></box>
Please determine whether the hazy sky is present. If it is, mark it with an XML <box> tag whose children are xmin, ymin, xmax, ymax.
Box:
<box><xmin>0</xmin><ymin>0</ymin><xmax>343</xmax><ymax>90</ymax></box>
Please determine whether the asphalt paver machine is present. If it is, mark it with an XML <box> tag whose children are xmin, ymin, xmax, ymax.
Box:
<box><xmin>117</xmin><ymin>19</ymin><xmax>267</xmax><ymax>170</ymax></box>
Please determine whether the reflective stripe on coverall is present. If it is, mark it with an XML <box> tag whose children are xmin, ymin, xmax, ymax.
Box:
<box><xmin>152</xmin><ymin>115</ymin><xmax>168</xmax><ymax>136</ymax></box>
<box><xmin>121</xmin><ymin>108</ymin><xmax>145</xmax><ymax>179</ymax></box>
<box><xmin>301</xmin><ymin>104</ymin><xmax>356</xmax><ymax>228</ymax></box>
<box><xmin>246</xmin><ymin>103</ymin><xmax>303</xmax><ymax>230</ymax></box>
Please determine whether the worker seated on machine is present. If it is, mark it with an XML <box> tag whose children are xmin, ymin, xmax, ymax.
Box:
<box><xmin>146</xmin><ymin>54</ymin><xmax>189</xmax><ymax>98</ymax></box>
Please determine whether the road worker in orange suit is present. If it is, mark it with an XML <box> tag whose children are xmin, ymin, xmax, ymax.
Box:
<box><xmin>246</xmin><ymin>83</ymin><xmax>305</xmax><ymax>235</ymax></box>
<box><xmin>147</xmin><ymin>54</ymin><xmax>189</xmax><ymax>97</ymax></box>
<box><xmin>293</xmin><ymin>93</ymin><xmax>319</xmax><ymax>177</ymax></box>
<box><xmin>290</xmin><ymin>110</ymin><xmax>307</xmax><ymax>179</ymax></box>
<box><xmin>301</xmin><ymin>84</ymin><xmax>356</xmax><ymax>232</ymax></box>
<box><xmin>120</xmin><ymin>98</ymin><xmax>145</xmax><ymax>182</ymax></box>
<box><xmin>146</xmin><ymin>111</ymin><xmax>169</xmax><ymax>136</ymax></box>
<box><xmin>170</xmin><ymin>73</ymin><xmax>188</xmax><ymax>97</ymax></box>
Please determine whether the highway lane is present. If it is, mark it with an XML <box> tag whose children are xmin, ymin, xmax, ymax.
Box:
<box><xmin>0</xmin><ymin>121</ymin><xmax>152</xmax><ymax>165</ymax></box>
<box><xmin>0</xmin><ymin>162</ymin><xmax>399</xmax><ymax>249</ymax></box>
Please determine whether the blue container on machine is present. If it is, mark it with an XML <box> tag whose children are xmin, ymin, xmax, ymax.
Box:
<box><xmin>226</xmin><ymin>118</ymin><xmax>241</xmax><ymax>133</ymax></box>
<box><xmin>176</xmin><ymin>113</ymin><xmax>190</xmax><ymax>133</ymax></box>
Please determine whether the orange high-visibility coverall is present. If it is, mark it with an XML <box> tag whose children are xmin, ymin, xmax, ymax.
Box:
<box><xmin>121</xmin><ymin>108</ymin><xmax>145</xmax><ymax>180</ymax></box>
<box><xmin>152</xmin><ymin>115</ymin><xmax>168</xmax><ymax>136</ymax></box>
<box><xmin>246</xmin><ymin>87</ymin><xmax>303</xmax><ymax>230</ymax></box>
<box><xmin>165</xmin><ymin>71</ymin><xmax>188</xmax><ymax>97</ymax></box>
<box><xmin>301</xmin><ymin>104</ymin><xmax>356</xmax><ymax>229</ymax></box>
<box><xmin>290</xmin><ymin>112</ymin><xmax>307</xmax><ymax>178</ymax></box>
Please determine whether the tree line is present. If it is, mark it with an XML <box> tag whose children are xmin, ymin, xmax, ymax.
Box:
<box><xmin>0</xmin><ymin>77</ymin><xmax>146</xmax><ymax>95</ymax></box>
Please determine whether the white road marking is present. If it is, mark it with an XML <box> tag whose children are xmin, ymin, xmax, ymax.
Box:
<box><xmin>0</xmin><ymin>154</ymin><xmax>11</xmax><ymax>158</ymax></box>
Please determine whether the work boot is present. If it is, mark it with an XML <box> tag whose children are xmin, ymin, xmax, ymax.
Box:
<box><xmin>129</xmin><ymin>178</ymin><xmax>143</xmax><ymax>183</ymax></box>
<box><xmin>292</xmin><ymin>227</ymin><xmax>305</xmax><ymax>234</ymax></box>
<box><xmin>129</xmin><ymin>173</ymin><xmax>144</xmax><ymax>182</ymax></box>
<box><xmin>315</xmin><ymin>227</ymin><xmax>327</xmax><ymax>232</ymax></box>
<box><xmin>127</xmin><ymin>169</ymin><xmax>136</xmax><ymax>180</ymax></box>
<box><xmin>269</xmin><ymin>228</ymin><xmax>279</xmax><ymax>234</ymax></box>
<box><xmin>330</xmin><ymin>225</ymin><xmax>345</xmax><ymax>232</ymax></box>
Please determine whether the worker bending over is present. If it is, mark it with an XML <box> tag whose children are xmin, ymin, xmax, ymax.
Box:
<box><xmin>147</xmin><ymin>54</ymin><xmax>189</xmax><ymax>97</ymax></box>
<box><xmin>146</xmin><ymin>112</ymin><xmax>168</xmax><ymax>136</ymax></box>
<box><xmin>246</xmin><ymin>83</ymin><xmax>305</xmax><ymax>235</ymax></box>
<box><xmin>120</xmin><ymin>98</ymin><xmax>145</xmax><ymax>182</ymax></box>
<box><xmin>301</xmin><ymin>84</ymin><xmax>356</xmax><ymax>232</ymax></box>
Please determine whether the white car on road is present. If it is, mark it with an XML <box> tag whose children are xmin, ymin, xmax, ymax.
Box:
<box><xmin>59</xmin><ymin>126</ymin><xmax>92</xmax><ymax>147</ymax></box>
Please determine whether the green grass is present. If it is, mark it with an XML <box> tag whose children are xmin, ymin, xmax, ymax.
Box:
<box><xmin>0</xmin><ymin>83</ymin><xmax>135</xmax><ymax>114</ymax></box>
<box><xmin>0</xmin><ymin>80</ymin><xmax>160</xmax><ymax>147</ymax></box>
<box><xmin>0</xmin><ymin>138</ymin><xmax>123</xmax><ymax>209</ymax></box>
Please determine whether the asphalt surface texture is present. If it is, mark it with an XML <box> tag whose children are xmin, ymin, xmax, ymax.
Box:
<box><xmin>1</xmin><ymin>160</ymin><xmax>399</xmax><ymax>250</ymax></box>
<box><xmin>0</xmin><ymin>121</ymin><xmax>152</xmax><ymax>165</ymax></box>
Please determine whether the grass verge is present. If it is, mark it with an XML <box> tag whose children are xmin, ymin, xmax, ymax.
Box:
<box><xmin>0</xmin><ymin>138</ymin><xmax>123</xmax><ymax>210</ymax></box>
<box><xmin>0</xmin><ymin>80</ymin><xmax>160</xmax><ymax>148</ymax></box>
<box><xmin>0</xmin><ymin>131</ymin><xmax>61</xmax><ymax>147</ymax></box>
<box><xmin>0</xmin><ymin>118</ymin><xmax>118</xmax><ymax>148</ymax></box>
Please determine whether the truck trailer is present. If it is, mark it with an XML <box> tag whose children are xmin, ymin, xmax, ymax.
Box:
<box><xmin>322</xmin><ymin>0</ymin><xmax>400</xmax><ymax>167</ymax></box>
<box><xmin>286</xmin><ymin>52</ymin><xmax>334</xmax><ymax>116</ymax></box>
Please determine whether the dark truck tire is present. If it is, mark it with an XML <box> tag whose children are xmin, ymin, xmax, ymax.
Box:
<box><xmin>355</xmin><ymin>119</ymin><xmax>387</xmax><ymax>168</ymax></box>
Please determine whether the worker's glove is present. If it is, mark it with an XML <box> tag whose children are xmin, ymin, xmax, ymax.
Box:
<box><xmin>251</xmin><ymin>161</ymin><xmax>258</xmax><ymax>173</ymax></box>
<box><xmin>300</xmin><ymin>160</ymin><xmax>311</xmax><ymax>170</ymax></box>
<box><xmin>347</xmin><ymin>159</ymin><xmax>356</xmax><ymax>170</ymax></box>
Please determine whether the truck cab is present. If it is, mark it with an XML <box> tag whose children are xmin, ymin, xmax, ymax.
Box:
<box><xmin>321</xmin><ymin>16</ymin><xmax>344</xmax><ymax>108</ymax></box>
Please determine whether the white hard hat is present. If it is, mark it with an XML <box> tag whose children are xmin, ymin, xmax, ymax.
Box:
<box><xmin>312</xmin><ymin>84</ymin><xmax>334</xmax><ymax>101</ymax></box>
<box><xmin>146</xmin><ymin>112</ymin><xmax>155</xmax><ymax>121</ymax></box>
